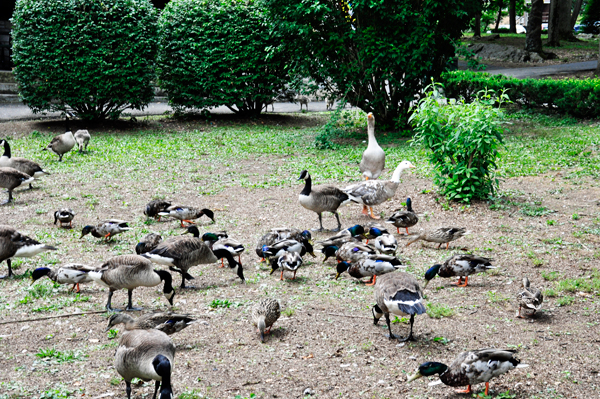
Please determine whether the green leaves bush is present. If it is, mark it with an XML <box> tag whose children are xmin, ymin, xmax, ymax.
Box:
<box><xmin>410</xmin><ymin>82</ymin><xmax>506</xmax><ymax>202</ymax></box>
<box><xmin>157</xmin><ymin>0</ymin><xmax>290</xmax><ymax>116</ymax></box>
<box><xmin>11</xmin><ymin>0</ymin><xmax>158</xmax><ymax>120</ymax></box>
<box><xmin>441</xmin><ymin>70</ymin><xmax>600</xmax><ymax>118</ymax></box>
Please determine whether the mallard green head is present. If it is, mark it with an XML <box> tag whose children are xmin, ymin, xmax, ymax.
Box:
<box><xmin>200</xmin><ymin>208</ymin><xmax>215</xmax><ymax>222</ymax></box>
<box><xmin>347</xmin><ymin>224</ymin><xmax>365</xmax><ymax>238</ymax></box>
<box><xmin>80</xmin><ymin>225</ymin><xmax>94</xmax><ymax>238</ymax></box>
<box><xmin>423</xmin><ymin>264</ymin><xmax>441</xmax><ymax>289</ymax></box>
<box><xmin>31</xmin><ymin>267</ymin><xmax>51</xmax><ymax>282</ymax></box>
<box><xmin>202</xmin><ymin>232</ymin><xmax>220</xmax><ymax>242</ymax></box>
<box><xmin>407</xmin><ymin>362</ymin><xmax>448</xmax><ymax>382</ymax></box>
<box><xmin>335</xmin><ymin>261</ymin><xmax>351</xmax><ymax>280</ymax></box>
<box><xmin>322</xmin><ymin>245</ymin><xmax>338</xmax><ymax>261</ymax></box>
<box><xmin>367</xmin><ymin>227</ymin><xmax>385</xmax><ymax>238</ymax></box>
<box><xmin>406</xmin><ymin>197</ymin><xmax>413</xmax><ymax>212</ymax></box>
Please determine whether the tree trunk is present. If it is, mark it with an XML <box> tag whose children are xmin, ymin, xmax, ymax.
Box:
<box><xmin>509</xmin><ymin>0</ymin><xmax>517</xmax><ymax>33</ymax></box>
<box><xmin>495</xmin><ymin>0</ymin><xmax>504</xmax><ymax>30</ymax></box>
<box><xmin>558</xmin><ymin>0</ymin><xmax>578</xmax><ymax>41</ymax></box>
<box><xmin>571</xmin><ymin>0</ymin><xmax>583</xmax><ymax>29</ymax></box>
<box><xmin>474</xmin><ymin>11</ymin><xmax>482</xmax><ymax>37</ymax></box>
<box><xmin>596</xmin><ymin>39</ymin><xmax>600</xmax><ymax>75</ymax></box>
<box><xmin>547</xmin><ymin>0</ymin><xmax>561</xmax><ymax>46</ymax></box>
<box><xmin>525</xmin><ymin>0</ymin><xmax>544</xmax><ymax>52</ymax></box>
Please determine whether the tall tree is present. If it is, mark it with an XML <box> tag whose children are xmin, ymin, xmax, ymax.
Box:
<box><xmin>571</xmin><ymin>0</ymin><xmax>584</xmax><ymax>29</ymax></box>
<box><xmin>474</xmin><ymin>11</ymin><xmax>482</xmax><ymax>37</ymax></box>
<box><xmin>525</xmin><ymin>0</ymin><xmax>544</xmax><ymax>52</ymax></box>
<box><xmin>547</xmin><ymin>0</ymin><xmax>561</xmax><ymax>46</ymax></box>
<box><xmin>509</xmin><ymin>0</ymin><xmax>517</xmax><ymax>33</ymax></box>
<box><xmin>558</xmin><ymin>0</ymin><xmax>578</xmax><ymax>40</ymax></box>
<box><xmin>495</xmin><ymin>0</ymin><xmax>504</xmax><ymax>30</ymax></box>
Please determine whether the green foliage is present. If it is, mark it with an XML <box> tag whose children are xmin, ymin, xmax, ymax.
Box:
<box><xmin>11</xmin><ymin>0</ymin><xmax>158</xmax><ymax>120</ymax></box>
<box><xmin>157</xmin><ymin>0</ymin><xmax>290</xmax><ymax>116</ymax></box>
<box><xmin>35</xmin><ymin>348</ymin><xmax>87</xmax><ymax>363</ymax></box>
<box><xmin>581</xmin><ymin>0</ymin><xmax>600</xmax><ymax>33</ymax></box>
<box><xmin>442</xmin><ymin>70</ymin><xmax>600</xmax><ymax>118</ymax></box>
<box><xmin>209</xmin><ymin>299</ymin><xmax>232</xmax><ymax>308</ymax></box>
<box><xmin>426</xmin><ymin>303</ymin><xmax>455</xmax><ymax>318</ymax></box>
<box><xmin>556</xmin><ymin>296</ymin><xmax>575</xmax><ymax>307</ymax></box>
<box><xmin>106</xmin><ymin>329</ymin><xmax>118</xmax><ymax>340</ymax></box>
<box><xmin>410</xmin><ymin>82</ymin><xmax>506</xmax><ymax>202</ymax></box>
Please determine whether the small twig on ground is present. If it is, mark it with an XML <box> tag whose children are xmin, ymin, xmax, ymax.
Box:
<box><xmin>360</xmin><ymin>386</ymin><xmax>375</xmax><ymax>395</ymax></box>
<box><xmin>327</xmin><ymin>313</ymin><xmax>371</xmax><ymax>320</ymax></box>
<box><xmin>0</xmin><ymin>310</ymin><xmax>107</xmax><ymax>325</ymax></box>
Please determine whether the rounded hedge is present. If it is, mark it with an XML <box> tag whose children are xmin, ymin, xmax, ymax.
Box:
<box><xmin>12</xmin><ymin>0</ymin><xmax>158</xmax><ymax>120</ymax></box>
<box><xmin>157</xmin><ymin>0</ymin><xmax>290</xmax><ymax>116</ymax></box>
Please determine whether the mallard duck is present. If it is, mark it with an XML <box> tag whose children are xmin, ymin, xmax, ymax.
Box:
<box><xmin>0</xmin><ymin>225</ymin><xmax>57</xmax><ymax>278</ymax></box>
<box><xmin>31</xmin><ymin>263</ymin><xmax>94</xmax><ymax>293</ymax></box>
<box><xmin>114</xmin><ymin>329</ymin><xmax>175</xmax><ymax>399</ymax></box>
<box><xmin>336</xmin><ymin>254</ymin><xmax>403</xmax><ymax>285</ymax></box>
<box><xmin>144</xmin><ymin>200</ymin><xmax>171</xmax><ymax>221</ymax></box>
<box><xmin>256</xmin><ymin>229</ymin><xmax>312</xmax><ymax>261</ymax></box>
<box><xmin>360</xmin><ymin>113</ymin><xmax>385</xmax><ymax>180</ymax></box>
<box><xmin>43</xmin><ymin>117</ymin><xmax>75</xmax><ymax>161</ymax></box>
<box><xmin>158</xmin><ymin>205</ymin><xmax>214</xmax><ymax>228</ymax></box>
<box><xmin>105</xmin><ymin>312</ymin><xmax>196</xmax><ymax>335</ymax></box>
<box><xmin>372</xmin><ymin>234</ymin><xmax>397</xmax><ymax>255</ymax></box>
<box><xmin>344</xmin><ymin>160</ymin><xmax>415</xmax><ymax>219</ymax></box>
<box><xmin>212</xmin><ymin>237</ymin><xmax>244</xmax><ymax>267</ymax></box>
<box><xmin>54</xmin><ymin>208</ymin><xmax>75</xmax><ymax>228</ymax></box>
<box><xmin>81</xmin><ymin>220</ymin><xmax>131</xmax><ymax>241</ymax></box>
<box><xmin>252</xmin><ymin>298</ymin><xmax>281</xmax><ymax>342</ymax></box>
<box><xmin>201</xmin><ymin>231</ymin><xmax>229</xmax><ymax>250</ymax></box>
<box><xmin>406</xmin><ymin>227</ymin><xmax>467</xmax><ymax>249</ymax></box>
<box><xmin>335</xmin><ymin>241</ymin><xmax>376</xmax><ymax>263</ymax></box>
<box><xmin>142</xmin><ymin>226</ymin><xmax>244</xmax><ymax>288</ymax></box>
<box><xmin>516</xmin><ymin>277</ymin><xmax>543</xmax><ymax>318</ymax></box>
<box><xmin>385</xmin><ymin>197</ymin><xmax>418</xmax><ymax>235</ymax></box>
<box><xmin>262</xmin><ymin>238</ymin><xmax>314</xmax><ymax>260</ymax></box>
<box><xmin>270</xmin><ymin>251</ymin><xmax>303</xmax><ymax>280</ymax></box>
<box><xmin>320</xmin><ymin>245</ymin><xmax>339</xmax><ymax>262</ymax></box>
<box><xmin>74</xmin><ymin>129</ymin><xmax>90</xmax><ymax>153</ymax></box>
<box><xmin>424</xmin><ymin>254</ymin><xmax>495</xmax><ymax>288</ymax></box>
<box><xmin>135</xmin><ymin>233</ymin><xmax>163</xmax><ymax>255</ymax></box>
<box><xmin>0</xmin><ymin>167</ymin><xmax>34</xmax><ymax>204</ymax></box>
<box><xmin>298</xmin><ymin>170</ymin><xmax>350</xmax><ymax>232</ymax></box>
<box><xmin>0</xmin><ymin>139</ymin><xmax>50</xmax><ymax>189</ymax></box>
<box><xmin>407</xmin><ymin>349</ymin><xmax>528</xmax><ymax>396</ymax></box>
<box><xmin>316</xmin><ymin>224</ymin><xmax>365</xmax><ymax>247</ymax></box>
<box><xmin>372</xmin><ymin>272</ymin><xmax>426</xmax><ymax>342</ymax></box>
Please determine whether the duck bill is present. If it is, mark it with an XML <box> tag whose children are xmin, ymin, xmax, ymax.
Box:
<box><xmin>422</xmin><ymin>280</ymin><xmax>430</xmax><ymax>289</ymax></box>
<box><xmin>260</xmin><ymin>331</ymin><xmax>265</xmax><ymax>342</ymax></box>
<box><xmin>335</xmin><ymin>273</ymin><xmax>340</xmax><ymax>280</ymax></box>
<box><xmin>406</xmin><ymin>371</ymin><xmax>422</xmax><ymax>383</ymax></box>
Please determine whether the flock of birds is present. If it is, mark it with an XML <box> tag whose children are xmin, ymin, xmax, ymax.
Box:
<box><xmin>0</xmin><ymin>113</ymin><xmax>544</xmax><ymax>398</ymax></box>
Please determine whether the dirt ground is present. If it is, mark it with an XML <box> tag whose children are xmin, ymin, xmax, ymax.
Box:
<box><xmin>0</xmin><ymin>116</ymin><xmax>598</xmax><ymax>399</ymax></box>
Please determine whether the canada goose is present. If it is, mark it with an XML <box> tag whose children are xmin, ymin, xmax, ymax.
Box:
<box><xmin>212</xmin><ymin>237</ymin><xmax>244</xmax><ymax>267</ymax></box>
<box><xmin>298</xmin><ymin>170</ymin><xmax>350</xmax><ymax>232</ymax></box>
<box><xmin>516</xmin><ymin>277</ymin><xmax>543</xmax><ymax>318</ymax></box>
<box><xmin>54</xmin><ymin>208</ymin><xmax>75</xmax><ymax>228</ymax></box>
<box><xmin>43</xmin><ymin>116</ymin><xmax>75</xmax><ymax>161</ymax></box>
<box><xmin>106</xmin><ymin>312</ymin><xmax>196</xmax><ymax>335</ymax></box>
<box><xmin>31</xmin><ymin>263</ymin><xmax>94</xmax><ymax>293</ymax></box>
<box><xmin>336</xmin><ymin>254</ymin><xmax>403</xmax><ymax>285</ymax></box>
<box><xmin>80</xmin><ymin>219</ymin><xmax>131</xmax><ymax>241</ymax></box>
<box><xmin>359</xmin><ymin>113</ymin><xmax>385</xmax><ymax>182</ymax></box>
<box><xmin>158</xmin><ymin>205</ymin><xmax>215</xmax><ymax>228</ymax></box>
<box><xmin>335</xmin><ymin>241</ymin><xmax>376</xmax><ymax>263</ymax></box>
<box><xmin>0</xmin><ymin>139</ymin><xmax>50</xmax><ymax>189</ymax></box>
<box><xmin>135</xmin><ymin>233</ymin><xmax>163</xmax><ymax>255</ymax></box>
<box><xmin>406</xmin><ymin>227</ymin><xmax>467</xmax><ymax>250</ymax></box>
<box><xmin>252</xmin><ymin>298</ymin><xmax>281</xmax><ymax>342</ymax></box>
<box><xmin>0</xmin><ymin>167</ymin><xmax>34</xmax><ymax>204</ymax></box>
<box><xmin>255</xmin><ymin>228</ymin><xmax>311</xmax><ymax>261</ymax></box>
<box><xmin>424</xmin><ymin>254</ymin><xmax>495</xmax><ymax>288</ymax></box>
<box><xmin>114</xmin><ymin>329</ymin><xmax>175</xmax><ymax>399</ymax></box>
<box><xmin>144</xmin><ymin>200</ymin><xmax>171</xmax><ymax>221</ymax></box>
<box><xmin>372</xmin><ymin>272</ymin><xmax>426</xmax><ymax>342</ymax></box>
<box><xmin>407</xmin><ymin>349</ymin><xmax>528</xmax><ymax>396</ymax></box>
<box><xmin>344</xmin><ymin>160</ymin><xmax>416</xmax><ymax>219</ymax></box>
<box><xmin>74</xmin><ymin>129</ymin><xmax>90</xmax><ymax>153</ymax></box>
<box><xmin>296</xmin><ymin>95</ymin><xmax>310</xmax><ymax>111</ymax></box>
<box><xmin>385</xmin><ymin>197</ymin><xmax>418</xmax><ymax>235</ymax></box>
<box><xmin>270</xmin><ymin>251</ymin><xmax>303</xmax><ymax>280</ymax></box>
<box><xmin>0</xmin><ymin>225</ymin><xmax>57</xmax><ymax>278</ymax></box>
<box><xmin>88</xmin><ymin>255</ymin><xmax>175</xmax><ymax>311</ymax></box>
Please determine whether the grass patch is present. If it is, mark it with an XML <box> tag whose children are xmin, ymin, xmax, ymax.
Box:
<box><xmin>281</xmin><ymin>308</ymin><xmax>295</xmax><ymax>317</ymax></box>
<box><xmin>209</xmin><ymin>299</ymin><xmax>232</xmax><ymax>309</ymax></box>
<box><xmin>426</xmin><ymin>303</ymin><xmax>455</xmax><ymax>318</ymax></box>
<box><xmin>541</xmin><ymin>271</ymin><xmax>560</xmax><ymax>281</ymax></box>
<box><xmin>35</xmin><ymin>348</ymin><xmax>87</xmax><ymax>363</ymax></box>
<box><xmin>486</xmin><ymin>291</ymin><xmax>509</xmax><ymax>303</ymax></box>
<box><xmin>556</xmin><ymin>296</ymin><xmax>575</xmax><ymax>307</ymax></box>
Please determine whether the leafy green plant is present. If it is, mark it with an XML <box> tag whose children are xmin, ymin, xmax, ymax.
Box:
<box><xmin>35</xmin><ymin>348</ymin><xmax>87</xmax><ymax>363</ymax></box>
<box><xmin>541</xmin><ymin>270</ymin><xmax>560</xmax><ymax>281</ymax></box>
<box><xmin>486</xmin><ymin>291</ymin><xmax>509</xmax><ymax>303</ymax></box>
<box><xmin>209</xmin><ymin>299</ymin><xmax>232</xmax><ymax>309</ymax></box>
<box><xmin>433</xmin><ymin>336</ymin><xmax>449</xmax><ymax>345</ymax></box>
<box><xmin>547</xmin><ymin>219</ymin><xmax>556</xmax><ymax>226</ymax></box>
<box><xmin>107</xmin><ymin>329</ymin><xmax>118</xmax><ymax>340</ymax></box>
<box><xmin>282</xmin><ymin>308</ymin><xmax>295</xmax><ymax>317</ymax></box>
<box><xmin>410</xmin><ymin>82</ymin><xmax>506</xmax><ymax>202</ymax></box>
<box><xmin>556</xmin><ymin>296</ymin><xmax>575</xmax><ymax>307</ymax></box>
<box><xmin>426</xmin><ymin>303</ymin><xmax>455</xmax><ymax>318</ymax></box>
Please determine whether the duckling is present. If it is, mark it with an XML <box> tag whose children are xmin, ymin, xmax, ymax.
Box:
<box><xmin>106</xmin><ymin>312</ymin><xmax>196</xmax><ymax>335</ymax></box>
<box><xmin>336</xmin><ymin>254</ymin><xmax>403</xmax><ymax>285</ymax></box>
<box><xmin>88</xmin><ymin>255</ymin><xmax>175</xmax><ymax>311</ymax></box>
<box><xmin>144</xmin><ymin>200</ymin><xmax>171</xmax><ymax>221</ymax></box>
<box><xmin>135</xmin><ymin>233</ymin><xmax>163</xmax><ymax>255</ymax></box>
<box><xmin>74</xmin><ymin>129</ymin><xmax>91</xmax><ymax>153</ymax></box>
<box><xmin>0</xmin><ymin>225</ymin><xmax>57</xmax><ymax>278</ymax></box>
<box><xmin>0</xmin><ymin>167</ymin><xmax>34</xmax><ymax>204</ymax></box>
<box><xmin>54</xmin><ymin>208</ymin><xmax>75</xmax><ymax>228</ymax></box>
<box><xmin>158</xmin><ymin>205</ymin><xmax>214</xmax><ymax>228</ymax></box>
<box><xmin>335</xmin><ymin>241</ymin><xmax>376</xmax><ymax>263</ymax></box>
<box><xmin>407</xmin><ymin>349</ymin><xmax>528</xmax><ymax>396</ymax></box>
<box><xmin>270</xmin><ymin>251</ymin><xmax>303</xmax><ymax>280</ymax></box>
<box><xmin>252</xmin><ymin>298</ymin><xmax>281</xmax><ymax>342</ymax></box>
<box><xmin>372</xmin><ymin>272</ymin><xmax>426</xmax><ymax>342</ymax></box>
<box><xmin>43</xmin><ymin>117</ymin><xmax>75</xmax><ymax>162</ymax></box>
<box><xmin>423</xmin><ymin>254</ymin><xmax>495</xmax><ymax>288</ymax></box>
<box><xmin>344</xmin><ymin>160</ymin><xmax>415</xmax><ymax>219</ymax></box>
<box><xmin>114</xmin><ymin>329</ymin><xmax>175</xmax><ymax>399</ymax></box>
<box><xmin>0</xmin><ymin>139</ymin><xmax>50</xmax><ymax>189</ymax></box>
<box><xmin>516</xmin><ymin>277</ymin><xmax>543</xmax><ymax>318</ymax></box>
<box><xmin>385</xmin><ymin>197</ymin><xmax>418</xmax><ymax>235</ymax></box>
<box><xmin>212</xmin><ymin>237</ymin><xmax>244</xmax><ymax>267</ymax></box>
<box><xmin>406</xmin><ymin>227</ymin><xmax>467</xmax><ymax>250</ymax></box>
<box><xmin>31</xmin><ymin>263</ymin><xmax>94</xmax><ymax>293</ymax></box>
<box><xmin>80</xmin><ymin>220</ymin><xmax>131</xmax><ymax>241</ymax></box>
<box><xmin>298</xmin><ymin>170</ymin><xmax>350</xmax><ymax>231</ymax></box>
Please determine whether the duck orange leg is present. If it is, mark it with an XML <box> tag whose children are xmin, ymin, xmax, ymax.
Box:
<box><xmin>456</xmin><ymin>276</ymin><xmax>469</xmax><ymax>287</ymax></box>
<box><xmin>455</xmin><ymin>385</ymin><xmax>471</xmax><ymax>394</ymax></box>
<box><xmin>74</xmin><ymin>283</ymin><xmax>81</xmax><ymax>293</ymax></box>
<box><xmin>362</xmin><ymin>205</ymin><xmax>369</xmax><ymax>215</ymax></box>
<box><xmin>446</xmin><ymin>242</ymin><xmax>449</xmax><ymax>250</ymax></box>
<box><xmin>369</xmin><ymin>207</ymin><xmax>380</xmax><ymax>220</ymax></box>
<box><xmin>405</xmin><ymin>227</ymin><xmax>409</xmax><ymax>235</ymax></box>
<box><xmin>485</xmin><ymin>382</ymin><xmax>489</xmax><ymax>396</ymax></box>
<box><xmin>219</xmin><ymin>259</ymin><xmax>225</xmax><ymax>268</ymax></box>
<box><xmin>280</xmin><ymin>270</ymin><xmax>284</xmax><ymax>281</ymax></box>
<box><xmin>292</xmin><ymin>270</ymin><xmax>297</xmax><ymax>280</ymax></box>
<box><xmin>365</xmin><ymin>275</ymin><xmax>377</xmax><ymax>286</ymax></box>
<box><xmin>396</xmin><ymin>227</ymin><xmax>400</xmax><ymax>234</ymax></box>
<box><xmin>451</xmin><ymin>277</ymin><xmax>463</xmax><ymax>286</ymax></box>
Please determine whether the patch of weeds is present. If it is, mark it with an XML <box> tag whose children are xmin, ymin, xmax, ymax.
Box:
<box><xmin>361</xmin><ymin>341</ymin><xmax>373</xmax><ymax>352</ymax></box>
<box><xmin>209</xmin><ymin>299</ymin><xmax>232</xmax><ymax>309</ymax></box>
<box><xmin>526</xmin><ymin>251</ymin><xmax>544</xmax><ymax>267</ymax></box>
<box><xmin>391</xmin><ymin>316</ymin><xmax>409</xmax><ymax>324</ymax></box>
<box><xmin>555</xmin><ymin>272</ymin><xmax>600</xmax><ymax>294</ymax></box>
<box><xmin>27</xmin><ymin>281</ymin><xmax>58</xmax><ymax>299</ymax></box>
<box><xmin>556</xmin><ymin>296</ymin><xmax>575</xmax><ymax>307</ymax></box>
<box><xmin>35</xmin><ymin>348</ymin><xmax>87</xmax><ymax>363</ymax></box>
<box><xmin>426</xmin><ymin>303</ymin><xmax>455</xmax><ymax>318</ymax></box>
<box><xmin>546</xmin><ymin>219</ymin><xmax>556</xmax><ymax>226</ymax></box>
<box><xmin>179</xmin><ymin>389</ymin><xmax>204</xmax><ymax>399</ymax></box>
<box><xmin>107</xmin><ymin>329</ymin><xmax>118</xmax><ymax>340</ymax></box>
<box><xmin>31</xmin><ymin>295</ymin><xmax>90</xmax><ymax>312</ymax></box>
<box><xmin>541</xmin><ymin>270</ymin><xmax>560</xmax><ymax>281</ymax></box>
<box><xmin>433</xmin><ymin>336</ymin><xmax>449</xmax><ymax>345</ymax></box>
<box><xmin>544</xmin><ymin>288</ymin><xmax>558</xmax><ymax>297</ymax></box>
<box><xmin>235</xmin><ymin>394</ymin><xmax>256</xmax><ymax>399</ymax></box>
<box><xmin>486</xmin><ymin>291</ymin><xmax>509</xmax><ymax>303</ymax></box>
<box><xmin>572</xmin><ymin>213</ymin><xmax>580</xmax><ymax>220</ymax></box>
<box><xmin>282</xmin><ymin>308</ymin><xmax>295</xmax><ymax>317</ymax></box>
<box><xmin>38</xmin><ymin>386</ymin><xmax>76</xmax><ymax>399</ymax></box>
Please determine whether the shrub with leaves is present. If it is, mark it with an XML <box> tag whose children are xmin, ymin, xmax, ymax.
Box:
<box><xmin>11</xmin><ymin>0</ymin><xmax>158</xmax><ymax>120</ymax></box>
<box><xmin>410</xmin><ymin>82</ymin><xmax>506</xmax><ymax>202</ymax></box>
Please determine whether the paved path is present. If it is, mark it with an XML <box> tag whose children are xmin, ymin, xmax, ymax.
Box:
<box><xmin>484</xmin><ymin>60</ymin><xmax>597</xmax><ymax>79</ymax></box>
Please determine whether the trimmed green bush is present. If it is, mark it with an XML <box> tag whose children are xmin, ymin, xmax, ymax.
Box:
<box><xmin>441</xmin><ymin>70</ymin><xmax>600</xmax><ymax>118</ymax></box>
<box><xmin>11</xmin><ymin>0</ymin><xmax>158</xmax><ymax>120</ymax></box>
<box><xmin>157</xmin><ymin>0</ymin><xmax>290</xmax><ymax>116</ymax></box>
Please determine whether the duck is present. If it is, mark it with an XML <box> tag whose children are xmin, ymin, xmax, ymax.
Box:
<box><xmin>262</xmin><ymin>239</ymin><xmax>314</xmax><ymax>261</ymax></box>
<box><xmin>0</xmin><ymin>166</ymin><xmax>34</xmax><ymax>204</ymax></box>
<box><xmin>256</xmin><ymin>229</ymin><xmax>312</xmax><ymax>262</ymax></box>
<box><xmin>142</xmin><ymin>226</ymin><xmax>244</xmax><ymax>288</ymax></box>
<box><xmin>516</xmin><ymin>277</ymin><xmax>543</xmax><ymax>318</ymax></box>
<box><xmin>43</xmin><ymin>116</ymin><xmax>76</xmax><ymax>162</ymax></box>
<box><xmin>298</xmin><ymin>170</ymin><xmax>350</xmax><ymax>232</ymax></box>
<box><xmin>372</xmin><ymin>272</ymin><xmax>426</xmax><ymax>342</ymax></box>
<box><xmin>144</xmin><ymin>200</ymin><xmax>171</xmax><ymax>221</ymax></box>
<box><xmin>360</xmin><ymin>113</ymin><xmax>385</xmax><ymax>180</ymax></box>
<box><xmin>252</xmin><ymin>298</ymin><xmax>281</xmax><ymax>342</ymax></box>
<box><xmin>372</xmin><ymin>233</ymin><xmax>397</xmax><ymax>255</ymax></box>
<box><xmin>158</xmin><ymin>205</ymin><xmax>214</xmax><ymax>228</ymax></box>
<box><xmin>0</xmin><ymin>225</ymin><xmax>57</xmax><ymax>278</ymax></box>
<box><xmin>88</xmin><ymin>254</ymin><xmax>175</xmax><ymax>311</ymax></box>
<box><xmin>406</xmin><ymin>349</ymin><xmax>528</xmax><ymax>396</ymax></box>
<box><xmin>320</xmin><ymin>245</ymin><xmax>339</xmax><ymax>262</ymax></box>
<box><xmin>74</xmin><ymin>129</ymin><xmax>91</xmax><ymax>153</ymax></box>
<box><xmin>406</xmin><ymin>227</ymin><xmax>467</xmax><ymax>250</ymax></box>
<box><xmin>344</xmin><ymin>160</ymin><xmax>416</xmax><ymax>219</ymax></box>
<box><xmin>201</xmin><ymin>231</ymin><xmax>229</xmax><ymax>250</ymax></box>
<box><xmin>212</xmin><ymin>237</ymin><xmax>245</xmax><ymax>267</ymax></box>
<box><xmin>336</xmin><ymin>254</ymin><xmax>403</xmax><ymax>285</ymax></box>
<box><xmin>31</xmin><ymin>263</ymin><xmax>94</xmax><ymax>293</ymax></box>
<box><xmin>105</xmin><ymin>312</ymin><xmax>196</xmax><ymax>335</ymax></box>
<box><xmin>114</xmin><ymin>328</ymin><xmax>175</xmax><ymax>399</ymax></box>
<box><xmin>335</xmin><ymin>241</ymin><xmax>376</xmax><ymax>263</ymax></box>
<box><xmin>0</xmin><ymin>139</ymin><xmax>50</xmax><ymax>189</ymax></box>
<box><xmin>54</xmin><ymin>208</ymin><xmax>75</xmax><ymax>228</ymax></box>
<box><xmin>316</xmin><ymin>224</ymin><xmax>365</xmax><ymax>247</ymax></box>
<box><xmin>385</xmin><ymin>197</ymin><xmax>418</xmax><ymax>235</ymax></box>
<box><xmin>423</xmin><ymin>254</ymin><xmax>495</xmax><ymax>288</ymax></box>
<box><xmin>270</xmin><ymin>251</ymin><xmax>303</xmax><ymax>280</ymax></box>
<box><xmin>135</xmin><ymin>233</ymin><xmax>163</xmax><ymax>255</ymax></box>
<box><xmin>80</xmin><ymin>220</ymin><xmax>131</xmax><ymax>241</ymax></box>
